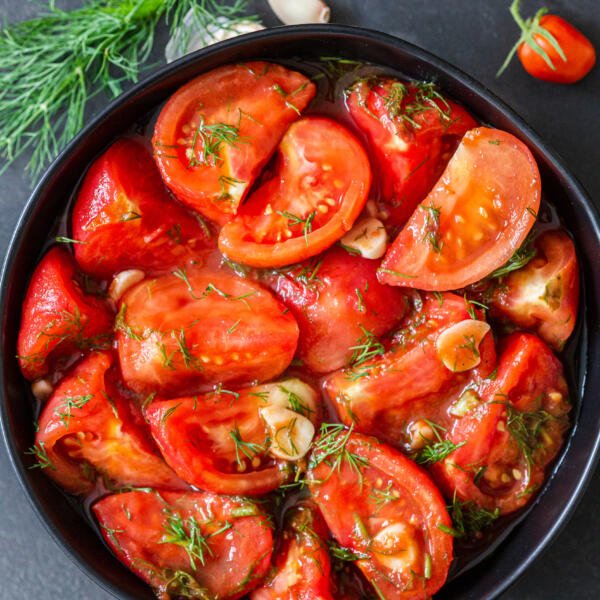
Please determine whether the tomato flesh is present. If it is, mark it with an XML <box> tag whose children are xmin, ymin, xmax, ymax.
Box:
<box><xmin>267</xmin><ymin>246</ymin><xmax>407</xmax><ymax>373</ymax></box>
<box><xmin>72</xmin><ymin>137</ymin><xmax>214</xmax><ymax>279</ymax></box>
<box><xmin>490</xmin><ymin>230</ymin><xmax>579</xmax><ymax>350</ymax></box>
<box><xmin>35</xmin><ymin>352</ymin><xmax>185</xmax><ymax>494</ymax></box>
<box><xmin>433</xmin><ymin>332</ymin><xmax>570</xmax><ymax>514</ymax></box>
<box><xmin>346</xmin><ymin>78</ymin><xmax>477</xmax><ymax>228</ymax></box>
<box><xmin>308</xmin><ymin>430</ymin><xmax>453</xmax><ymax>599</ymax></box>
<box><xmin>153</xmin><ymin>61</ymin><xmax>316</xmax><ymax>225</ymax></box>
<box><xmin>93</xmin><ymin>490</ymin><xmax>273</xmax><ymax>600</ymax></box>
<box><xmin>117</xmin><ymin>266</ymin><xmax>299</xmax><ymax>396</ymax></box>
<box><xmin>379</xmin><ymin>127</ymin><xmax>541</xmax><ymax>290</ymax></box>
<box><xmin>218</xmin><ymin>117</ymin><xmax>371</xmax><ymax>267</ymax></box>
<box><xmin>17</xmin><ymin>247</ymin><xmax>113</xmax><ymax>381</ymax></box>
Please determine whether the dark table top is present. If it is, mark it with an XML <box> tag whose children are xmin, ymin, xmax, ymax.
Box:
<box><xmin>1</xmin><ymin>0</ymin><xmax>599</xmax><ymax>598</ymax></box>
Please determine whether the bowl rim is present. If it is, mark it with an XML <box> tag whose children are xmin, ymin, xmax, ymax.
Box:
<box><xmin>2</xmin><ymin>23</ymin><xmax>600</xmax><ymax>600</ymax></box>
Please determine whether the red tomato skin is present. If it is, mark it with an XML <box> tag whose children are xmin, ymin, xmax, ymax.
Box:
<box><xmin>35</xmin><ymin>351</ymin><xmax>185</xmax><ymax>494</ymax></box>
<box><xmin>71</xmin><ymin>137</ymin><xmax>214</xmax><ymax>279</ymax></box>
<box><xmin>153</xmin><ymin>62</ymin><xmax>316</xmax><ymax>225</ymax></box>
<box><xmin>17</xmin><ymin>247</ymin><xmax>113</xmax><ymax>381</ymax></box>
<box><xmin>251</xmin><ymin>501</ymin><xmax>335</xmax><ymax>600</ymax></box>
<box><xmin>117</xmin><ymin>267</ymin><xmax>299</xmax><ymax>396</ymax></box>
<box><xmin>518</xmin><ymin>15</ymin><xmax>596</xmax><ymax>83</ymax></box>
<box><xmin>93</xmin><ymin>490</ymin><xmax>273</xmax><ymax>600</ymax></box>
<box><xmin>218</xmin><ymin>117</ymin><xmax>372</xmax><ymax>268</ymax></box>
<box><xmin>268</xmin><ymin>246</ymin><xmax>407</xmax><ymax>373</ymax></box>
<box><xmin>146</xmin><ymin>392</ymin><xmax>288</xmax><ymax>496</ymax></box>
<box><xmin>309</xmin><ymin>432</ymin><xmax>453</xmax><ymax>600</ymax></box>
<box><xmin>324</xmin><ymin>293</ymin><xmax>496</xmax><ymax>445</ymax></box>
<box><xmin>433</xmin><ymin>332</ymin><xmax>570</xmax><ymax>514</ymax></box>
<box><xmin>378</xmin><ymin>127</ymin><xmax>541</xmax><ymax>290</ymax></box>
<box><xmin>346</xmin><ymin>79</ymin><xmax>477</xmax><ymax>227</ymax></box>
<box><xmin>490</xmin><ymin>230</ymin><xmax>579</xmax><ymax>350</ymax></box>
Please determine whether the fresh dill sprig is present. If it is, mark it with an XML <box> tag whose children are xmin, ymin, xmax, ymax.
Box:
<box><xmin>277</xmin><ymin>210</ymin><xmax>317</xmax><ymax>246</ymax></box>
<box><xmin>54</xmin><ymin>394</ymin><xmax>93</xmax><ymax>427</ymax></box>
<box><xmin>309</xmin><ymin>423</ymin><xmax>369</xmax><ymax>485</ymax></box>
<box><xmin>0</xmin><ymin>0</ymin><xmax>256</xmax><ymax>180</ymax></box>
<box><xmin>328</xmin><ymin>542</ymin><xmax>369</xmax><ymax>562</ymax></box>
<box><xmin>25</xmin><ymin>441</ymin><xmax>55</xmax><ymax>470</ymax></box>
<box><xmin>439</xmin><ymin>495</ymin><xmax>500</xmax><ymax>538</ymax></box>
<box><xmin>504</xmin><ymin>403</ymin><xmax>555</xmax><ymax>464</ymax></box>
<box><xmin>229</xmin><ymin>424</ymin><xmax>265</xmax><ymax>469</ymax></box>
<box><xmin>348</xmin><ymin>325</ymin><xmax>385</xmax><ymax>368</ymax></box>
<box><xmin>489</xmin><ymin>234</ymin><xmax>537</xmax><ymax>279</ymax></box>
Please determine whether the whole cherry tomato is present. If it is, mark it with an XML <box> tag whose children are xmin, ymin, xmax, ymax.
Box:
<box><xmin>498</xmin><ymin>0</ymin><xmax>596</xmax><ymax>83</ymax></box>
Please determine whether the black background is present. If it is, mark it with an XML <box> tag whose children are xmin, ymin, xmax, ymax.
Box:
<box><xmin>0</xmin><ymin>0</ymin><xmax>599</xmax><ymax>598</ymax></box>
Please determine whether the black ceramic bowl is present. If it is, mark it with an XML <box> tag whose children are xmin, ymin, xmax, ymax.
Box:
<box><xmin>1</xmin><ymin>25</ymin><xmax>599</xmax><ymax>600</ymax></box>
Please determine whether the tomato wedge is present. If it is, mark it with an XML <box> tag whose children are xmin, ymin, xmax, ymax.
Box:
<box><xmin>218</xmin><ymin>117</ymin><xmax>372</xmax><ymax>267</ymax></box>
<box><xmin>324</xmin><ymin>293</ymin><xmax>495</xmax><ymax>447</ymax></box>
<box><xmin>433</xmin><ymin>332</ymin><xmax>570</xmax><ymax>514</ymax></box>
<box><xmin>251</xmin><ymin>501</ymin><xmax>334</xmax><ymax>600</ymax></box>
<box><xmin>267</xmin><ymin>246</ymin><xmax>406</xmax><ymax>373</ymax></box>
<box><xmin>378</xmin><ymin>127</ymin><xmax>541</xmax><ymax>290</ymax></box>
<box><xmin>490</xmin><ymin>230</ymin><xmax>580</xmax><ymax>350</ymax></box>
<box><xmin>71</xmin><ymin>137</ymin><xmax>214</xmax><ymax>279</ymax></box>
<box><xmin>117</xmin><ymin>266</ymin><xmax>299</xmax><ymax>396</ymax></box>
<box><xmin>308</xmin><ymin>428</ymin><xmax>453</xmax><ymax>599</ymax></box>
<box><xmin>346</xmin><ymin>78</ymin><xmax>477</xmax><ymax>228</ymax></box>
<box><xmin>153</xmin><ymin>62</ymin><xmax>315</xmax><ymax>225</ymax></box>
<box><xmin>93</xmin><ymin>490</ymin><xmax>273</xmax><ymax>600</ymax></box>
<box><xmin>17</xmin><ymin>247</ymin><xmax>113</xmax><ymax>381</ymax></box>
<box><xmin>33</xmin><ymin>352</ymin><xmax>185</xmax><ymax>494</ymax></box>
<box><xmin>145</xmin><ymin>379</ymin><xmax>319</xmax><ymax>496</ymax></box>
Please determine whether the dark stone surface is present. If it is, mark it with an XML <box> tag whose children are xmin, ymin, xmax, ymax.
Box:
<box><xmin>0</xmin><ymin>0</ymin><xmax>598</xmax><ymax>598</ymax></box>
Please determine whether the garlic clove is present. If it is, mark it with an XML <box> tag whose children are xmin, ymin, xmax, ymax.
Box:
<box><xmin>436</xmin><ymin>319</ymin><xmax>491</xmax><ymax>373</ymax></box>
<box><xmin>260</xmin><ymin>405</ymin><xmax>315</xmax><ymax>460</ymax></box>
<box><xmin>254</xmin><ymin>378</ymin><xmax>318</xmax><ymax>421</ymax></box>
<box><xmin>166</xmin><ymin>13</ymin><xmax>265</xmax><ymax>63</ymax></box>
<box><xmin>340</xmin><ymin>217</ymin><xmax>388</xmax><ymax>259</ymax></box>
<box><xmin>31</xmin><ymin>378</ymin><xmax>54</xmax><ymax>402</ymax></box>
<box><xmin>109</xmin><ymin>269</ymin><xmax>145</xmax><ymax>302</ymax></box>
<box><xmin>268</xmin><ymin>0</ymin><xmax>331</xmax><ymax>25</ymax></box>
<box><xmin>449</xmin><ymin>388</ymin><xmax>481</xmax><ymax>417</ymax></box>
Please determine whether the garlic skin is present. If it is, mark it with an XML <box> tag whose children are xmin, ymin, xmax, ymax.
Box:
<box><xmin>340</xmin><ymin>217</ymin><xmax>388</xmax><ymax>259</ymax></box>
<box><xmin>268</xmin><ymin>0</ymin><xmax>331</xmax><ymax>25</ymax></box>
<box><xmin>165</xmin><ymin>14</ymin><xmax>265</xmax><ymax>63</ymax></box>
<box><xmin>109</xmin><ymin>269</ymin><xmax>145</xmax><ymax>303</ymax></box>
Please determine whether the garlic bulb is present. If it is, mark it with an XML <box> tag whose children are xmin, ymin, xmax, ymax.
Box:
<box><xmin>268</xmin><ymin>0</ymin><xmax>331</xmax><ymax>25</ymax></box>
<box><xmin>166</xmin><ymin>13</ymin><xmax>265</xmax><ymax>63</ymax></box>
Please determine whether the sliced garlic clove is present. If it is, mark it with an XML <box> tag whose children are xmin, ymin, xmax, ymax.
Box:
<box><xmin>268</xmin><ymin>0</ymin><xmax>331</xmax><ymax>25</ymax></box>
<box><xmin>166</xmin><ymin>13</ymin><xmax>265</xmax><ymax>63</ymax></box>
<box><xmin>260</xmin><ymin>406</ymin><xmax>315</xmax><ymax>460</ymax></box>
<box><xmin>109</xmin><ymin>269</ymin><xmax>145</xmax><ymax>302</ymax></box>
<box><xmin>449</xmin><ymin>388</ymin><xmax>481</xmax><ymax>417</ymax></box>
<box><xmin>340</xmin><ymin>217</ymin><xmax>388</xmax><ymax>259</ymax></box>
<box><xmin>436</xmin><ymin>319</ymin><xmax>491</xmax><ymax>373</ymax></box>
<box><xmin>371</xmin><ymin>522</ymin><xmax>420</xmax><ymax>572</ymax></box>
<box><xmin>254</xmin><ymin>378</ymin><xmax>318</xmax><ymax>421</ymax></box>
<box><xmin>31</xmin><ymin>378</ymin><xmax>53</xmax><ymax>402</ymax></box>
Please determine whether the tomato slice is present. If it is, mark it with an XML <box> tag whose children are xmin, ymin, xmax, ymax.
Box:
<box><xmin>308</xmin><ymin>429</ymin><xmax>453</xmax><ymax>599</ymax></box>
<box><xmin>490</xmin><ymin>230</ymin><xmax>580</xmax><ymax>350</ymax></box>
<box><xmin>218</xmin><ymin>117</ymin><xmax>372</xmax><ymax>267</ymax></box>
<box><xmin>93</xmin><ymin>490</ymin><xmax>273</xmax><ymax>600</ymax></box>
<box><xmin>378</xmin><ymin>127</ymin><xmax>541</xmax><ymax>290</ymax></box>
<box><xmin>346</xmin><ymin>78</ymin><xmax>477</xmax><ymax>228</ymax></box>
<box><xmin>117</xmin><ymin>266</ymin><xmax>299</xmax><ymax>396</ymax></box>
<box><xmin>17</xmin><ymin>247</ymin><xmax>113</xmax><ymax>381</ymax></box>
<box><xmin>71</xmin><ymin>137</ymin><xmax>214</xmax><ymax>279</ymax></box>
<box><xmin>324</xmin><ymin>293</ymin><xmax>495</xmax><ymax>447</ymax></box>
<box><xmin>153</xmin><ymin>61</ymin><xmax>316</xmax><ymax>225</ymax></box>
<box><xmin>433</xmin><ymin>332</ymin><xmax>571</xmax><ymax>514</ymax></box>
<box><xmin>251</xmin><ymin>501</ymin><xmax>334</xmax><ymax>600</ymax></box>
<box><xmin>145</xmin><ymin>379</ymin><xmax>319</xmax><ymax>496</ymax></box>
<box><xmin>33</xmin><ymin>352</ymin><xmax>185</xmax><ymax>494</ymax></box>
<box><xmin>267</xmin><ymin>246</ymin><xmax>406</xmax><ymax>373</ymax></box>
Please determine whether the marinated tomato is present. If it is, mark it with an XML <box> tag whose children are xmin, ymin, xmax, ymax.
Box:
<box><xmin>153</xmin><ymin>62</ymin><xmax>316</xmax><ymax>225</ymax></box>
<box><xmin>116</xmin><ymin>266</ymin><xmax>299</xmax><ymax>396</ymax></box>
